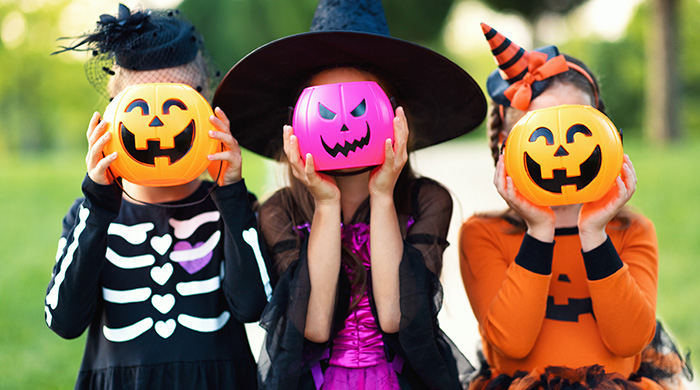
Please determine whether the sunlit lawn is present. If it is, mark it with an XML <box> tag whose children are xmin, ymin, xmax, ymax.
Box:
<box><xmin>626</xmin><ymin>139</ymin><xmax>700</xmax><ymax>372</ymax></box>
<box><xmin>0</xmin><ymin>139</ymin><xmax>697</xmax><ymax>389</ymax></box>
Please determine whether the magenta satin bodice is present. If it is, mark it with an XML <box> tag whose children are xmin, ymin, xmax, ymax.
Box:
<box><xmin>329</xmin><ymin>223</ymin><xmax>386</xmax><ymax>368</ymax></box>
<box><xmin>329</xmin><ymin>288</ymin><xmax>386</xmax><ymax>368</ymax></box>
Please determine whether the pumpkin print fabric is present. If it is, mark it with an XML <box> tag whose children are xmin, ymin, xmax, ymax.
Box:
<box><xmin>44</xmin><ymin>176</ymin><xmax>273</xmax><ymax>389</ymax></box>
<box><xmin>459</xmin><ymin>216</ymin><xmax>657</xmax><ymax>378</ymax></box>
<box><xmin>458</xmin><ymin>216</ymin><xmax>691</xmax><ymax>390</ymax></box>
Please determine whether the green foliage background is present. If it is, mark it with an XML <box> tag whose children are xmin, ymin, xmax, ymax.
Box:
<box><xmin>0</xmin><ymin>0</ymin><xmax>698</xmax><ymax>388</ymax></box>
<box><xmin>564</xmin><ymin>0</ymin><xmax>700</xmax><ymax>142</ymax></box>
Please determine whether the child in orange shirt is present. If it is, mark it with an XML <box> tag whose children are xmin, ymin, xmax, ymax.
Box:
<box><xmin>459</xmin><ymin>24</ymin><xmax>692</xmax><ymax>390</ymax></box>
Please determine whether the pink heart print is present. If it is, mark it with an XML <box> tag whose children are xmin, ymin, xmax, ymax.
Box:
<box><xmin>173</xmin><ymin>241</ymin><xmax>212</xmax><ymax>274</ymax></box>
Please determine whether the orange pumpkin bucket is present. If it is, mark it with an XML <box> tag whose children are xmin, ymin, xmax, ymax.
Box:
<box><xmin>504</xmin><ymin>104</ymin><xmax>623</xmax><ymax>206</ymax></box>
<box><xmin>102</xmin><ymin>83</ymin><xmax>221</xmax><ymax>187</ymax></box>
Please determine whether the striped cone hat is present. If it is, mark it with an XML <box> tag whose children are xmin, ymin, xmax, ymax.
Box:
<box><xmin>482</xmin><ymin>23</ymin><xmax>569</xmax><ymax>110</ymax></box>
<box><xmin>481</xmin><ymin>22</ymin><xmax>530</xmax><ymax>83</ymax></box>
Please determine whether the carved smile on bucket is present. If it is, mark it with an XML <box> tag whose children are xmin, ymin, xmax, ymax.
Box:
<box><xmin>121</xmin><ymin>120</ymin><xmax>195</xmax><ymax>166</ymax></box>
<box><xmin>320</xmin><ymin>122</ymin><xmax>371</xmax><ymax>158</ymax></box>
<box><xmin>525</xmin><ymin>145</ymin><xmax>602</xmax><ymax>193</ymax></box>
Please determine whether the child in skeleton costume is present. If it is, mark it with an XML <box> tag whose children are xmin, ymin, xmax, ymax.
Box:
<box><xmin>212</xmin><ymin>1</ymin><xmax>486</xmax><ymax>388</ymax></box>
<box><xmin>44</xmin><ymin>5</ymin><xmax>272</xmax><ymax>389</ymax></box>
<box><xmin>458</xmin><ymin>24</ymin><xmax>692</xmax><ymax>390</ymax></box>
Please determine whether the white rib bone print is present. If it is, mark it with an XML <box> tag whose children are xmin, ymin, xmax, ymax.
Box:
<box><xmin>169</xmin><ymin>211</ymin><xmax>220</xmax><ymax>239</ymax></box>
<box><xmin>101</xmin><ymin>211</ymin><xmax>230</xmax><ymax>342</ymax></box>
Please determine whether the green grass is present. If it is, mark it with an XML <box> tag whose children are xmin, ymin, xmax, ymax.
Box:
<box><xmin>0</xmin><ymin>149</ymin><xmax>271</xmax><ymax>389</ymax></box>
<box><xmin>0</xmin><ymin>141</ymin><xmax>697</xmax><ymax>389</ymax></box>
<box><xmin>625</xmin><ymin>139</ymin><xmax>700</xmax><ymax>371</ymax></box>
<box><xmin>0</xmin><ymin>152</ymin><xmax>86</xmax><ymax>389</ymax></box>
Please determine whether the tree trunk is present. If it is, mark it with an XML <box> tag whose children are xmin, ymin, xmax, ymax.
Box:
<box><xmin>646</xmin><ymin>0</ymin><xmax>680</xmax><ymax>142</ymax></box>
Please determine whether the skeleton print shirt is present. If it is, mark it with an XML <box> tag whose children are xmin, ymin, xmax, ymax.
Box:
<box><xmin>45</xmin><ymin>176</ymin><xmax>273</xmax><ymax>389</ymax></box>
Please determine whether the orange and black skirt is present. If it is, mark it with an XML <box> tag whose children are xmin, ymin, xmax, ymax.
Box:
<box><xmin>468</xmin><ymin>322</ymin><xmax>693</xmax><ymax>390</ymax></box>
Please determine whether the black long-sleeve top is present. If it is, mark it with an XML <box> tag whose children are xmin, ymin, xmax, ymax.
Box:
<box><xmin>44</xmin><ymin>175</ymin><xmax>273</xmax><ymax>389</ymax></box>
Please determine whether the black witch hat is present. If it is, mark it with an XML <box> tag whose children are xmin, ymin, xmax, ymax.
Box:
<box><xmin>213</xmin><ymin>0</ymin><xmax>486</xmax><ymax>158</ymax></box>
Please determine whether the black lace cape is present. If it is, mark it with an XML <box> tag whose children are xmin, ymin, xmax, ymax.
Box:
<box><xmin>256</xmin><ymin>177</ymin><xmax>473</xmax><ymax>389</ymax></box>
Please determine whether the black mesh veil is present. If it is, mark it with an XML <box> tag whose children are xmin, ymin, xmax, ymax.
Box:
<box><xmin>53</xmin><ymin>4</ymin><xmax>219</xmax><ymax>100</ymax></box>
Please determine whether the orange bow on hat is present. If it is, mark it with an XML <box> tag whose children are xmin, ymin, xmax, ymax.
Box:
<box><xmin>482</xmin><ymin>23</ymin><xmax>579</xmax><ymax>110</ymax></box>
<box><xmin>503</xmin><ymin>52</ymin><xmax>569</xmax><ymax>110</ymax></box>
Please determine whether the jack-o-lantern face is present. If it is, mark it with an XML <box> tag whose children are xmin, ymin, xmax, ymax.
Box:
<box><xmin>103</xmin><ymin>83</ymin><xmax>221</xmax><ymax>187</ymax></box>
<box><xmin>504</xmin><ymin>105</ymin><xmax>623</xmax><ymax>206</ymax></box>
<box><xmin>292</xmin><ymin>81</ymin><xmax>394</xmax><ymax>171</ymax></box>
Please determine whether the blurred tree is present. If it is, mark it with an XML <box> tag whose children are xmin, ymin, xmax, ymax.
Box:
<box><xmin>646</xmin><ymin>0</ymin><xmax>680</xmax><ymax>143</ymax></box>
<box><xmin>382</xmin><ymin>0</ymin><xmax>455</xmax><ymax>45</ymax></box>
<box><xmin>678</xmin><ymin>0</ymin><xmax>700</xmax><ymax>141</ymax></box>
<box><xmin>481</xmin><ymin>0</ymin><xmax>683</xmax><ymax>143</ymax></box>
<box><xmin>481</xmin><ymin>0</ymin><xmax>586</xmax><ymax>19</ymax></box>
<box><xmin>179</xmin><ymin>0</ymin><xmax>456</xmax><ymax>72</ymax></box>
<box><xmin>0</xmin><ymin>2</ymin><xmax>101</xmax><ymax>155</ymax></box>
<box><xmin>563</xmin><ymin>34</ymin><xmax>646</xmax><ymax>139</ymax></box>
<box><xmin>477</xmin><ymin>0</ymin><xmax>682</xmax><ymax>142</ymax></box>
<box><xmin>571</xmin><ymin>0</ymin><xmax>699</xmax><ymax>142</ymax></box>
<box><xmin>178</xmin><ymin>1</ymin><xmax>316</xmax><ymax>72</ymax></box>
<box><xmin>559</xmin><ymin>1</ymin><xmax>655</xmax><ymax>140</ymax></box>
<box><xmin>476</xmin><ymin>0</ymin><xmax>588</xmax><ymax>45</ymax></box>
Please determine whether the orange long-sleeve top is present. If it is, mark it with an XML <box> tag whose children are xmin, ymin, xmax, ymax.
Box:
<box><xmin>459</xmin><ymin>214</ymin><xmax>658</xmax><ymax>378</ymax></box>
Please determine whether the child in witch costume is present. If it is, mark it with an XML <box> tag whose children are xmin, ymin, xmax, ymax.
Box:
<box><xmin>459</xmin><ymin>23</ymin><xmax>692</xmax><ymax>390</ymax></box>
<box><xmin>45</xmin><ymin>5</ymin><xmax>272</xmax><ymax>389</ymax></box>
<box><xmin>212</xmin><ymin>0</ymin><xmax>486</xmax><ymax>389</ymax></box>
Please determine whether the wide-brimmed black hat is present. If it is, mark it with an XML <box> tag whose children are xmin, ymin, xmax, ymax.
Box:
<box><xmin>213</xmin><ymin>0</ymin><xmax>486</xmax><ymax>158</ymax></box>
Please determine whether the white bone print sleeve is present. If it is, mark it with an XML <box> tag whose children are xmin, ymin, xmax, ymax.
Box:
<box><xmin>45</xmin><ymin>178</ymin><xmax>123</xmax><ymax>339</ymax></box>
<box><xmin>211</xmin><ymin>180</ymin><xmax>274</xmax><ymax>323</ymax></box>
<box><xmin>242</xmin><ymin>227</ymin><xmax>273</xmax><ymax>301</ymax></box>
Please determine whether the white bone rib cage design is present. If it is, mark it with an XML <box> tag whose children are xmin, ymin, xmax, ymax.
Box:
<box><xmin>101</xmin><ymin>211</ymin><xmax>230</xmax><ymax>342</ymax></box>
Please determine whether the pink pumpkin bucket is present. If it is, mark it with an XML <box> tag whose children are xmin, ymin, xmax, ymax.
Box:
<box><xmin>292</xmin><ymin>81</ymin><xmax>395</xmax><ymax>171</ymax></box>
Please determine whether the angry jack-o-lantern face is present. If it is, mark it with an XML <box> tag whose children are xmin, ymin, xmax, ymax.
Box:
<box><xmin>504</xmin><ymin>105</ymin><xmax>623</xmax><ymax>206</ymax></box>
<box><xmin>292</xmin><ymin>81</ymin><xmax>394</xmax><ymax>171</ymax></box>
<box><xmin>103</xmin><ymin>83</ymin><xmax>221</xmax><ymax>187</ymax></box>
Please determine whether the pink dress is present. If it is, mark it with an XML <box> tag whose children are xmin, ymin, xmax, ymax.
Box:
<box><xmin>320</xmin><ymin>223</ymin><xmax>400</xmax><ymax>390</ymax></box>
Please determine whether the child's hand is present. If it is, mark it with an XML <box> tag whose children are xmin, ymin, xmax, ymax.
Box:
<box><xmin>494</xmin><ymin>154</ymin><xmax>555</xmax><ymax>242</ymax></box>
<box><xmin>86</xmin><ymin>112</ymin><xmax>117</xmax><ymax>185</ymax></box>
<box><xmin>368</xmin><ymin>106</ymin><xmax>409</xmax><ymax>199</ymax></box>
<box><xmin>207</xmin><ymin>107</ymin><xmax>242</xmax><ymax>186</ymax></box>
<box><xmin>578</xmin><ymin>154</ymin><xmax>637</xmax><ymax>251</ymax></box>
<box><xmin>283</xmin><ymin>125</ymin><xmax>340</xmax><ymax>205</ymax></box>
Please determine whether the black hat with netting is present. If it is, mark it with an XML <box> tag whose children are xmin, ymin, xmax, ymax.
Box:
<box><xmin>54</xmin><ymin>3</ymin><xmax>218</xmax><ymax>99</ymax></box>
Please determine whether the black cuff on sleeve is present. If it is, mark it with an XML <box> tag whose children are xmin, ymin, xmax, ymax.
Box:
<box><xmin>81</xmin><ymin>174</ymin><xmax>122</xmax><ymax>215</ymax></box>
<box><xmin>515</xmin><ymin>234</ymin><xmax>554</xmax><ymax>275</ymax></box>
<box><xmin>582</xmin><ymin>236</ymin><xmax>623</xmax><ymax>280</ymax></box>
